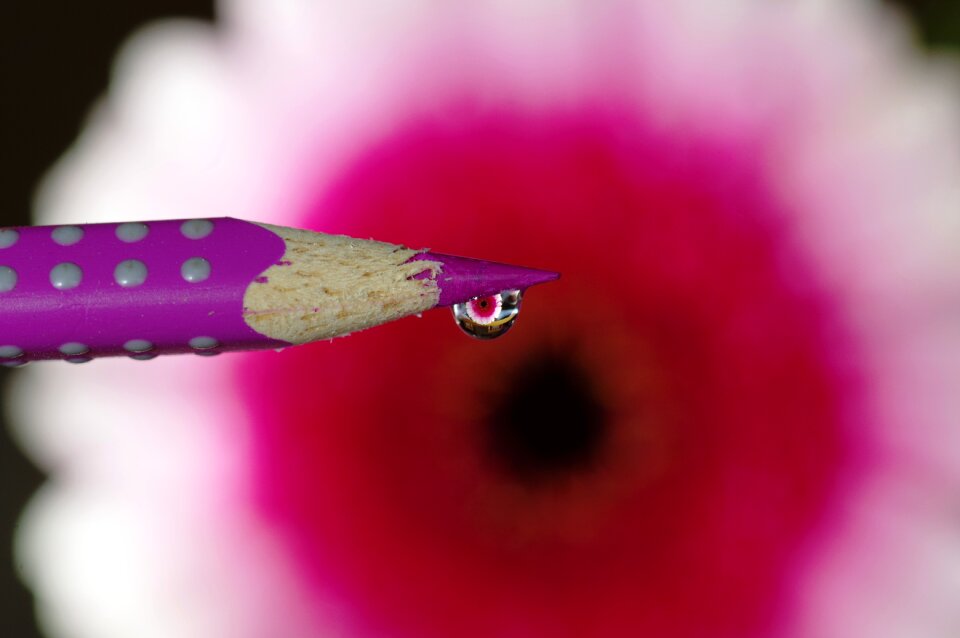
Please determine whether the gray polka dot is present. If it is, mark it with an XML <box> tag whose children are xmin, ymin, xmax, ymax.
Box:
<box><xmin>189</xmin><ymin>336</ymin><xmax>218</xmax><ymax>350</ymax></box>
<box><xmin>123</xmin><ymin>339</ymin><xmax>153</xmax><ymax>353</ymax></box>
<box><xmin>2</xmin><ymin>360</ymin><xmax>27</xmax><ymax>368</ymax></box>
<box><xmin>0</xmin><ymin>266</ymin><xmax>17</xmax><ymax>292</ymax></box>
<box><xmin>0</xmin><ymin>345</ymin><xmax>23</xmax><ymax>358</ymax></box>
<box><xmin>194</xmin><ymin>351</ymin><xmax>220</xmax><ymax>357</ymax></box>
<box><xmin>52</xmin><ymin>225</ymin><xmax>84</xmax><ymax>246</ymax></box>
<box><xmin>130</xmin><ymin>353</ymin><xmax>157</xmax><ymax>361</ymax></box>
<box><xmin>65</xmin><ymin>356</ymin><xmax>91</xmax><ymax>364</ymax></box>
<box><xmin>114</xmin><ymin>260</ymin><xmax>148</xmax><ymax>287</ymax></box>
<box><xmin>59</xmin><ymin>342</ymin><xmax>89</xmax><ymax>356</ymax></box>
<box><xmin>50</xmin><ymin>263</ymin><xmax>82</xmax><ymax>290</ymax></box>
<box><xmin>180</xmin><ymin>219</ymin><xmax>213</xmax><ymax>239</ymax></box>
<box><xmin>116</xmin><ymin>222</ymin><xmax>149</xmax><ymax>243</ymax></box>
<box><xmin>181</xmin><ymin>257</ymin><xmax>210</xmax><ymax>283</ymax></box>
<box><xmin>0</xmin><ymin>229</ymin><xmax>19</xmax><ymax>248</ymax></box>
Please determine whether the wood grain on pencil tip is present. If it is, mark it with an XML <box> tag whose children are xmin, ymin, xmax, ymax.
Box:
<box><xmin>244</xmin><ymin>222</ymin><xmax>441</xmax><ymax>345</ymax></box>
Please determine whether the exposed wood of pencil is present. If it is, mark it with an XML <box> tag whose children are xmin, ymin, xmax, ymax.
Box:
<box><xmin>243</xmin><ymin>223</ymin><xmax>441</xmax><ymax>344</ymax></box>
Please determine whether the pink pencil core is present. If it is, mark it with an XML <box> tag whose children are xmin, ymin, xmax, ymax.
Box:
<box><xmin>409</xmin><ymin>252</ymin><xmax>559</xmax><ymax>306</ymax></box>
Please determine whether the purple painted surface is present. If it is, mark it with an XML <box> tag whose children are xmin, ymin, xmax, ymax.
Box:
<box><xmin>0</xmin><ymin>218</ymin><xmax>288</xmax><ymax>362</ymax></box>
<box><xmin>410</xmin><ymin>253</ymin><xmax>559</xmax><ymax>306</ymax></box>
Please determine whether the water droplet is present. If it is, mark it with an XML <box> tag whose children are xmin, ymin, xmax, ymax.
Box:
<box><xmin>452</xmin><ymin>289</ymin><xmax>522</xmax><ymax>340</ymax></box>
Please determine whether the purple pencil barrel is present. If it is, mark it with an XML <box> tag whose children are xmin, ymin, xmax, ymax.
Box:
<box><xmin>0</xmin><ymin>218</ymin><xmax>289</xmax><ymax>364</ymax></box>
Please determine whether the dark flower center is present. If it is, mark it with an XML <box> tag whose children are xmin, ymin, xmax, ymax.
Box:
<box><xmin>488</xmin><ymin>352</ymin><xmax>608</xmax><ymax>483</ymax></box>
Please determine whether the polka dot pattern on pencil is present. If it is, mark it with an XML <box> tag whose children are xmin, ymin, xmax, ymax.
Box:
<box><xmin>50</xmin><ymin>263</ymin><xmax>83</xmax><ymax>290</ymax></box>
<box><xmin>181</xmin><ymin>219</ymin><xmax>214</xmax><ymax>239</ymax></box>
<box><xmin>114</xmin><ymin>260</ymin><xmax>148</xmax><ymax>287</ymax></box>
<box><xmin>51</xmin><ymin>225</ymin><xmax>84</xmax><ymax>246</ymax></box>
<box><xmin>116</xmin><ymin>223</ymin><xmax>149</xmax><ymax>243</ymax></box>
<box><xmin>181</xmin><ymin>257</ymin><xmax>211</xmax><ymax>283</ymax></box>
<box><xmin>59</xmin><ymin>343</ymin><xmax>90</xmax><ymax>356</ymax></box>
<box><xmin>0</xmin><ymin>218</ymin><xmax>289</xmax><ymax>361</ymax></box>
<box><xmin>0</xmin><ymin>229</ymin><xmax>19</xmax><ymax>249</ymax></box>
<box><xmin>0</xmin><ymin>266</ymin><xmax>17</xmax><ymax>292</ymax></box>
<box><xmin>0</xmin><ymin>346</ymin><xmax>23</xmax><ymax>358</ymax></box>
<box><xmin>189</xmin><ymin>336</ymin><xmax>219</xmax><ymax>350</ymax></box>
<box><xmin>123</xmin><ymin>339</ymin><xmax>153</xmax><ymax>353</ymax></box>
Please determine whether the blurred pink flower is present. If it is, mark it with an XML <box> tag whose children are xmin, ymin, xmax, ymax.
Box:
<box><xmin>11</xmin><ymin>1</ymin><xmax>960</xmax><ymax>638</ymax></box>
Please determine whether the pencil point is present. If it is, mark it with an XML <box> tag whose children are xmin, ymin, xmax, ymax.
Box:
<box><xmin>411</xmin><ymin>253</ymin><xmax>560</xmax><ymax>307</ymax></box>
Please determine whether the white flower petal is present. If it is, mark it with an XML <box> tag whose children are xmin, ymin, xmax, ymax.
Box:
<box><xmin>792</xmin><ymin>472</ymin><xmax>960</xmax><ymax>638</ymax></box>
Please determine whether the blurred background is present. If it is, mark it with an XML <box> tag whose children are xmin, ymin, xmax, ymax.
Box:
<box><xmin>0</xmin><ymin>1</ymin><xmax>957</xmax><ymax>636</ymax></box>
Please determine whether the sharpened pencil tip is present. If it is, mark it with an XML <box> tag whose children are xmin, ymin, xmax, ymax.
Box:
<box><xmin>410</xmin><ymin>253</ymin><xmax>560</xmax><ymax>307</ymax></box>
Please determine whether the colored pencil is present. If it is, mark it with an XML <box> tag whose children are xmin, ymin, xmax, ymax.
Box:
<box><xmin>0</xmin><ymin>218</ymin><xmax>558</xmax><ymax>363</ymax></box>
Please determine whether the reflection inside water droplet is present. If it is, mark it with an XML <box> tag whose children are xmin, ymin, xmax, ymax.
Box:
<box><xmin>452</xmin><ymin>289</ymin><xmax>522</xmax><ymax>340</ymax></box>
